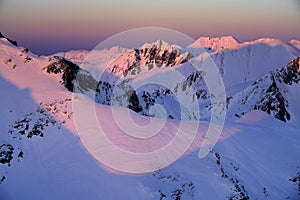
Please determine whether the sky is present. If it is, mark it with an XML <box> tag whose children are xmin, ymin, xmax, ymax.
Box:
<box><xmin>0</xmin><ymin>0</ymin><xmax>300</xmax><ymax>55</ymax></box>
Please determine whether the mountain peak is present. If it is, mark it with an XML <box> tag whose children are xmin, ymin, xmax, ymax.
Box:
<box><xmin>197</xmin><ymin>35</ymin><xmax>239</xmax><ymax>42</ymax></box>
<box><xmin>107</xmin><ymin>40</ymin><xmax>192</xmax><ymax>77</ymax></box>
<box><xmin>191</xmin><ymin>36</ymin><xmax>239</xmax><ymax>50</ymax></box>
<box><xmin>141</xmin><ymin>40</ymin><xmax>180</xmax><ymax>53</ymax></box>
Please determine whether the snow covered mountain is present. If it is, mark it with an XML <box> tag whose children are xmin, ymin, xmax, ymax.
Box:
<box><xmin>227</xmin><ymin>57</ymin><xmax>300</xmax><ymax>123</ymax></box>
<box><xmin>188</xmin><ymin>36</ymin><xmax>240</xmax><ymax>51</ymax></box>
<box><xmin>0</xmin><ymin>33</ymin><xmax>300</xmax><ymax>199</ymax></box>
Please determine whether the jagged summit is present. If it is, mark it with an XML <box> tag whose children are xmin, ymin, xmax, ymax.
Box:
<box><xmin>141</xmin><ymin>40</ymin><xmax>181</xmax><ymax>53</ymax></box>
<box><xmin>107</xmin><ymin>40</ymin><xmax>193</xmax><ymax>77</ymax></box>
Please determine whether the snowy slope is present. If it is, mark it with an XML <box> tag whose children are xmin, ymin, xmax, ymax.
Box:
<box><xmin>0</xmin><ymin>35</ymin><xmax>300</xmax><ymax>200</ymax></box>
<box><xmin>54</xmin><ymin>46</ymin><xmax>130</xmax><ymax>72</ymax></box>
<box><xmin>208</xmin><ymin>40</ymin><xmax>296</xmax><ymax>89</ymax></box>
<box><xmin>227</xmin><ymin>57</ymin><xmax>300</xmax><ymax>124</ymax></box>
<box><xmin>54</xmin><ymin>50</ymin><xmax>89</xmax><ymax>65</ymax></box>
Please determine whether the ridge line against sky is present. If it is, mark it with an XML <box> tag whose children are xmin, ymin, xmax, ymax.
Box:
<box><xmin>0</xmin><ymin>0</ymin><xmax>300</xmax><ymax>55</ymax></box>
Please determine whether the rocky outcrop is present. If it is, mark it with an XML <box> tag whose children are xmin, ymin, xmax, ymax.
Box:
<box><xmin>253</xmin><ymin>75</ymin><xmax>290</xmax><ymax>122</ymax></box>
<box><xmin>0</xmin><ymin>32</ymin><xmax>18</xmax><ymax>46</ymax></box>
<box><xmin>45</xmin><ymin>57</ymin><xmax>98</xmax><ymax>92</ymax></box>
<box><xmin>287</xmin><ymin>57</ymin><xmax>300</xmax><ymax>72</ymax></box>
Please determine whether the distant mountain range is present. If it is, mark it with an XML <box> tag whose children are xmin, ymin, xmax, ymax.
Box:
<box><xmin>52</xmin><ymin>35</ymin><xmax>300</xmax><ymax>123</ymax></box>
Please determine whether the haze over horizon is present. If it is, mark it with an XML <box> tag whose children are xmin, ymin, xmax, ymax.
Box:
<box><xmin>0</xmin><ymin>0</ymin><xmax>300</xmax><ymax>55</ymax></box>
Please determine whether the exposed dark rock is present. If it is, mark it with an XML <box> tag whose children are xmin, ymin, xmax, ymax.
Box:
<box><xmin>0</xmin><ymin>144</ymin><xmax>14</xmax><ymax>166</ymax></box>
<box><xmin>0</xmin><ymin>32</ymin><xmax>18</xmax><ymax>46</ymax></box>
<box><xmin>0</xmin><ymin>176</ymin><xmax>5</xmax><ymax>184</ymax></box>
<box><xmin>152</xmin><ymin>170</ymin><xmax>195</xmax><ymax>200</ymax></box>
<box><xmin>254</xmin><ymin>75</ymin><xmax>290</xmax><ymax>122</ymax></box>
<box><xmin>175</xmin><ymin>70</ymin><xmax>208</xmax><ymax>100</ymax></box>
<box><xmin>45</xmin><ymin>57</ymin><xmax>80</xmax><ymax>91</ymax></box>
<box><xmin>127</xmin><ymin>89</ymin><xmax>143</xmax><ymax>113</ymax></box>
<box><xmin>289</xmin><ymin>172</ymin><xmax>300</xmax><ymax>195</ymax></box>
<box><xmin>287</xmin><ymin>57</ymin><xmax>300</xmax><ymax>71</ymax></box>
<box><xmin>22</xmin><ymin>48</ymin><xmax>29</xmax><ymax>53</ymax></box>
<box><xmin>253</xmin><ymin>57</ymin><xmax>300</xmax><ymax>122</ymax></box>
<box><xmin>24</xmin><ymin>56</ymin><xmax>32</xmax><ymax>63</ymax></box>
<box><xmin>228</xmin><ymin>178</ymin><xmax>250</xmax><ymax>200</ymax></box>
<box><xmin>45</xmin><ymin>57</ymin><xmax>98</xmax><ymax>92</ymax></box>
<box><xmin>18</xmin><ymin>151</ymin><xmax>24</xmax><ymax>158</ymax></box>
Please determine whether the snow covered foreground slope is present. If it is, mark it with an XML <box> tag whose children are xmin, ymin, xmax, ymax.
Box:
<box><xmin>0</xmin><ymin>35</ymin><xmax>300</xmax><ymax>199</ymax></box>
